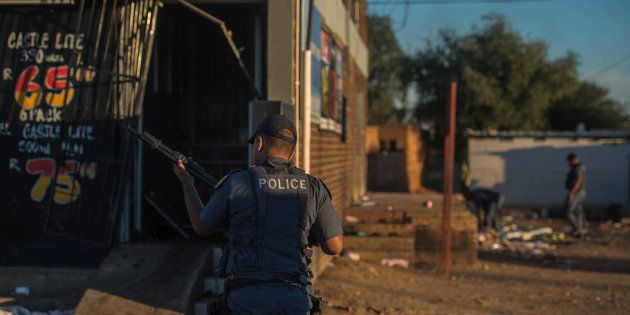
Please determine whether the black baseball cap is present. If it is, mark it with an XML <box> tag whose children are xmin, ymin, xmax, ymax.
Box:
<box><xmin>248</xmin><ymin>114</ymin><xmax>297</xmax><ymax>145</ymax></box>
<box><xmin>566</xmin><ymin>152</ymin><xmax>579</xmax><ymax>161</ymax></box>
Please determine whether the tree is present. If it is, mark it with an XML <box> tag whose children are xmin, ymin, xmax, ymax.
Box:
<box><xmin>547</xmin><ymin>82</ymin><xmax>629</xmax><ymax>130</ymax></box>
<box><xmin>368</xmin><ymin>15</ymin><xmax>408</xmax><ymax>124</ymax></box>
<box><xmin>407</xmin><ymin>14</ymin><xmax>580</xmax><ymax>147</ymax></box>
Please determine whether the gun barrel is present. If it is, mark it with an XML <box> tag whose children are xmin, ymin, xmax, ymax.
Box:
<box><xmin>127</xmin><ymin>127</ymin><xmax>219</xmax><ymax>189</ymax></box>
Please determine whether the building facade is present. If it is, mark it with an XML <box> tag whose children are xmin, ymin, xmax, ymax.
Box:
<box><xmin>365</xmin><ymin>124</ymin><xmax>426</xmax><ymax>193</ymax></box>
<box><xmin>0</xmin><ymin>0</ymin><xmax>368</xmax><ymax>267</ymax></box>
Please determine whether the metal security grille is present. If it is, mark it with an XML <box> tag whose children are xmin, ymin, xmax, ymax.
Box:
<box><xmin>143</xmin><ymin>4</ymin><xmax>262</xmax><ymax>186</ymax></box>
<box><xmin>0</xmin><ymin>0</ymin><xmax>158</xmax><ymax>250</ymax></box>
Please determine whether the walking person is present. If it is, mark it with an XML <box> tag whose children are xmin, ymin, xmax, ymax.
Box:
<box><xmin>565</xmin><ymin>153</ymin><xmax>587</xmax><ymax>237</ymax></box>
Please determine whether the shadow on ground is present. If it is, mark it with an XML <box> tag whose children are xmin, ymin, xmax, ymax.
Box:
<box><xmin>479</xmin><ymin>250</ymin><xmax>630</xmax><ymax>274</ymax></box>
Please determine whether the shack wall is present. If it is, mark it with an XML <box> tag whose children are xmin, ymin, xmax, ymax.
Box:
<box><xmin>469</xmin><ymin>137</ymin><xmax>630</xmax><ymax>209</ymax></box>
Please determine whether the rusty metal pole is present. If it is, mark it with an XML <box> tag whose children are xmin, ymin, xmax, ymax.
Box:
<box><xmin>441</xmin><ymin>81</ymin><xmax>457</xmax><ymax>277</ymax></box>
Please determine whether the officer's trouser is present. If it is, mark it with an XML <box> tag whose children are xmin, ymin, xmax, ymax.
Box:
<box><xmin>566</xmin><ymin>190</ymin><xmax>587</xmax><ymax>231</ymax></box>
<box><xmin>227</xmin><ymin>283</ymin><xmax>311</xmax><ymax>315</ymax></box>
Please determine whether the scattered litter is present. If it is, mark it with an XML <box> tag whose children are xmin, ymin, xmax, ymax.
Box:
<box><xmin>380</xmin><ymin>258</ymin><xmax>409</xmax><ymax>269</ymax></box>
<box><xmin>478</xmin><ymin>225</ymin><xmax>561</xmax><ymax>257</ymax></box>
<box><xmin>424</xmin><ymin>200</ymin><xmax>433</xmax><ymax>209</ymax></box>
<box><xmin>348</xmin><ymin>252</ymin><xmax>361</xmax><ymax>261</ymax></box>
<box><xmin>505</xmin><ymin>227</ymin><xmax>553</xmax><ymax>241</ymax></box>
<box><xmin>345</xmin><ymin>215</ymin><xmax>359</xmax><ymax>224</ymax></box>
<box><xmin>14</xmin><ymin>287</ymin><xmax>29</xmax><ymax>296</ymax></box>
<box><xmin>478</xmin><ymin>233</ymin><xmax>487</xmax><ymax>243</ymax></box>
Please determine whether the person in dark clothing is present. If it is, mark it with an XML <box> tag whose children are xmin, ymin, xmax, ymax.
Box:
<box><xmin>465</xmin><ymin>184</ymin><xmax>504</xmax><ymax>232</ymax></box>
<box><xmin>565</xmin><ymin>152</ymin><xmax>587</xmax><ymax>236</ymax></box>
<box><xmin>173</xmin><ymin>114</ymin><xmax>343</xmax><ymax>314</ymax></box>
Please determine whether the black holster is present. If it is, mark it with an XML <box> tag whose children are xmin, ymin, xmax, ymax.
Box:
<box><xmin>209</xmin><ymin>295</ymin><xmax>229</xmax><ymax>315</ymax></box>
<box><xmin>309</xmin><ymin>294</ymin><xmax>326</xmax><ymax>314</ymax></box>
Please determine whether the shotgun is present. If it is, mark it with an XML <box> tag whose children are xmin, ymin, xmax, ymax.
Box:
<box><xmin>127</xmin><ymin>127</ymin><xmax>219</xmax><ymax>188</ymax></box>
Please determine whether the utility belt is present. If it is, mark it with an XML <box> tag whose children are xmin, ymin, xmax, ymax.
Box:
<box><xmin>210</xmin><ymin>275</ymin><xmax>326</xmax><ymax>315</ymax></box>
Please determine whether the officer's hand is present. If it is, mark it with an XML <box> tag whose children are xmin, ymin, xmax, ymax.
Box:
<box><xmin>173</xmin><ymin>159</ymin><xmax>194</xmax><ymax>186</ymax></box>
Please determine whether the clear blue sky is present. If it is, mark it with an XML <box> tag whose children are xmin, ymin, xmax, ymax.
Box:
<box><xmin>368</xmin><ymin>0</ymin><xmax>630</xmax><ymax>105</ymax></box>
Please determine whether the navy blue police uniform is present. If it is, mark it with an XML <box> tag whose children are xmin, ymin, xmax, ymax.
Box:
<box><xmin>200</xmin><ymin>157</ymin><xmax>343</xmax><ymax>314</ymax></box>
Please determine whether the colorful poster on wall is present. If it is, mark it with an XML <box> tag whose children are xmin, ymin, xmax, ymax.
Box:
<box><xmin>309</xmin><ymin>8</ymin><xmax>343</xmax><ymax>134</ymax></box>
<box><xmin>0</xmin><ymin>3</ymin><xmax>154</xmax><ymax>252</ymax></box>
<box><xmin>320</xmin><ymin>29</ymin><xmax>343</xmax><ymax>132</ymax></box>
<box><xmin>309</xmin><ymin>8</ymin><xmax>322</xmax><ymax>119</ymax></box>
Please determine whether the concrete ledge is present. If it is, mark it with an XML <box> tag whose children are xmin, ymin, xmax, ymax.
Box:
<box><xmin>344</xmin><ymin>193</ymin><xmax>478</xmax><ymax>268</ymax></box>
<box><xmin>75</xmin><ymin>242</ymin><xmax>215</xmax><ymax>315</ymax></box>
<box><xmin>344</xmin><ymin>223</ymin><xmax>416</xmax><ymax>236</ymax></box>
<box><xmin>345</xmin><ymin>236</ymin><xmax>415</xmax><ymax>252</ymax></box>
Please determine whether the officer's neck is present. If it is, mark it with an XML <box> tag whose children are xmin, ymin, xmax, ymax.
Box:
<box><xmin>260</xmin><ymin>155</ymin><xmax>292</xmax><ymax>167</ymax></box>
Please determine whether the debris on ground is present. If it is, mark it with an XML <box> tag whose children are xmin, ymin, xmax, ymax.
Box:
<box><xmin>380</xmin><ymin>258</ymin><xmax>410</xmax><ymax>269</ymax></box>
<box><xmin>424</xmin><ymin>200</ymin><xmax>433</xmax><ymax>209</ymax></box>
<box><xmin>340</xmin><ymin>249</ymin><xmax>361</xmax><ymax>261</ymax></box>
<box><xmin>505</xmin><ymin>227</ymin><xmax>554</xmax><ymax>241</ymax></box>
<box><xmin>348</xmin><ymin>252</ymin><xmax>361</xmax><ymax>261</ymax></box>
<box><xmin>478</xmin><ymin>224</ymin><xmax>563</xmax><ymax>257</ymax></box>
<box><xmin>14</xmin><ymin>288</ymin><xmax>29</xmax><ymax>296</ymax></box>
<box><xmin>344</xmin><ymin>215</ymin><xmax>359</xmax><ymax>224</ymax></box>
<box><xmin>0</xmin><ymin>306</ymin><xmax>73</xmax><ymax>315</ymax></box>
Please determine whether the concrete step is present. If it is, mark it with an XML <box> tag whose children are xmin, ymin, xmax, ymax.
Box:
<box><xmin>351</xmin><ymin>250</ymin><xmax>416</xmax><ymax>264</ymax></box>
<box><xmin>344</xmin><ymin>236</ymin><xmax>415</xmax><ymax>252</ymax></box>
<box><xmin>344</xmin><ymin>223</ymin><xmax>415</xmax><ymax>236</ymax></box>
<box><xmin>344</xmin><ymin>209</ymin><xmax>409</xmax><ymax>223</ymax></box>
<box><xmin>75</xmin><ymin>242</ymin><xmax>216</xmax><ymax>315</ymax></box>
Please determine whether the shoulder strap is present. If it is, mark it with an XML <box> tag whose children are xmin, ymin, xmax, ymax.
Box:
<box><xmin>214</xmin><ymin>169</ymin><xmax>241</xmax><ymax>190</ymax></box>
<box><xmin>247</xmin><ymin>167</ymin><xmax>267</xmax><ymax>228</ymax></box>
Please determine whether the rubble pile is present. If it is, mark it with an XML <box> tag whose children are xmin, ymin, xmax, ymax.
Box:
<box><xmin>478</xmin><ymin>223</ymin><xmax>566</xmax><ymax>258</ymax></box>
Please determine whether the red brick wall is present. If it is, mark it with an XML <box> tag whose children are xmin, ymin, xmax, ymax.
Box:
<box><xmin>310</xmin><ymin>57</ymin><xmax>367</xmax><ymax>216</ymax></box>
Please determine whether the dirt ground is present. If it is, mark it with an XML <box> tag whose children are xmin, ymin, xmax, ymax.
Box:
<box><xmin>317</xmin><ymin>223</ymin><xmax>630</xmax><ymax>315</ymax></box>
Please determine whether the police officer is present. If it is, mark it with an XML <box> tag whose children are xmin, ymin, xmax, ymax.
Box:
<box><xmin>565</xmin><ymin>152</ymin><xmax>587</xmax><ymax>237</ymax></box>
<box><xmin>173</xmin><ymin>114</ymin><xmax>344</xmax><ymax>314</ymax></box>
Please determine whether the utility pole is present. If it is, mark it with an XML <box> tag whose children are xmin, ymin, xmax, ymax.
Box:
<box><xmin>440</xmin><ymin>81</ymin><xmax>457</xmax><ymax>277</ymax></box>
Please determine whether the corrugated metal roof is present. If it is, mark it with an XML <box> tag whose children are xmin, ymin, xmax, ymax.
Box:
<box><xmin>467</xmin><ymin>130</ymin><xmax>630</xmax><ymax>139</ymax></box>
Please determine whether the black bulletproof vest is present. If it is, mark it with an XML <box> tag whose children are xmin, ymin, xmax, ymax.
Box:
<box><xmin>225</xmin><ymin>163</ymin><xmax>312</xmax><ymax>282</ymax></box>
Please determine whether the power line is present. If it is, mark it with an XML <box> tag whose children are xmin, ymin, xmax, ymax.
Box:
<box><xmin>395</xmin><ymin>0</ymin><xmax>411</xmax><ymax>31</ymax></box>
<box><xmin>583</xmin><ymin>53</ymin><xmax>630</xmax><ymax>80</ymax></box>
<box><xmin>368</xmin><ymin>0</ymin><xmax>560</xmax><ymax>5</ymax></box>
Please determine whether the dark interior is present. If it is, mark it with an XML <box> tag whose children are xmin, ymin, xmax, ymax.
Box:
<box><xmin>140</xmin><ymin>3</ymin><xmax>266</xmax><ymax>240</ymax></box>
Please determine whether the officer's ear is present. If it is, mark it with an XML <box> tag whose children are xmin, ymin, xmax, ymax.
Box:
<box><xmin>288</xmin><ymin>147</ymin><xmax>295</xmax><ymax>160</ymax></box>
<box><xmin>256</xmin><ymin>135</ymin><xmax>264</xmax><ymax>152</ymax></box>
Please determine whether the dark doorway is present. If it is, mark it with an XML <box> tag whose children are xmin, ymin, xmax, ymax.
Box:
<box><xmin>140</xmin><ymin>3</ymin><xmax>266</xmax><ymax>238</ymax></box>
